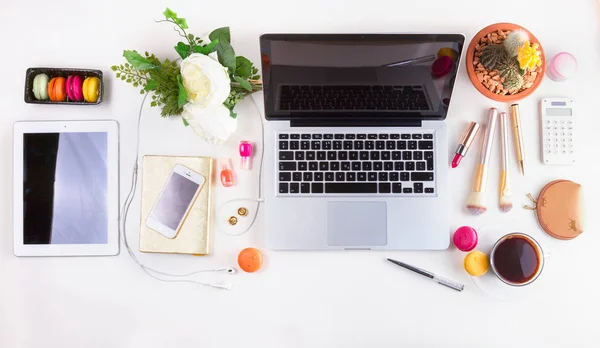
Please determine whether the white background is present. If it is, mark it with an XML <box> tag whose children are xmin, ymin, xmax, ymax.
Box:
<box><xmin>2</xmin><ymin>0</ymin><xmax>600</xmax><ymax>347</ymax></box>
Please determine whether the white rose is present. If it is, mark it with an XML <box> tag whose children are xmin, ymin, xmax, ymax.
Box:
<box><xmin>180</xmin><ymin>53</ymin><xmax>231</xmax><ymax>108</ymax></box>
<box><xmin>182</xmin><ymin>103</ymin><xmax>237</xmax><ymax>144</ymax></box>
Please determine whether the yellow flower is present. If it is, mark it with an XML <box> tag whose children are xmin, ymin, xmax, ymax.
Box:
<box><xmin>517</xmin><ymin>41</ymin><xmax>542</xmax><ymax>70</ymax></box>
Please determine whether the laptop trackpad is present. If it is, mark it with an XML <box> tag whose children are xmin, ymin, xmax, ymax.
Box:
<box><xmin>327</xmin><ymin>202</ymin><xmax>387</xmax><ymax>247</ymax></box>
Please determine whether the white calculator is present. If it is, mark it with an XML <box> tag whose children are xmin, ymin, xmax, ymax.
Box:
<box><xmin>540</xmin><ymin>98</ymin><xmax>575</xmax><ymax>165</ymax></box>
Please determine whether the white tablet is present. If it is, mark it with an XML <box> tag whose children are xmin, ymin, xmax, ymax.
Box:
<box><xmin>13</xmin><ymin>120</ymin><xmax>120</xmax><ymax>256</ymax></box>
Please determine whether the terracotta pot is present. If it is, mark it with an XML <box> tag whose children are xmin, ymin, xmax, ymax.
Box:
<box><xmin>465</xmin><ymin>23</ymin><xmax>545</xmax><ymax>102</ymax></box>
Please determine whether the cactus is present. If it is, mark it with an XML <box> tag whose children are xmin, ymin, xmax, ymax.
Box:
<box><xmin>503</xmin><ymin>73</ymin><xmax>524</xmax><ymax>91</ymax></box>
<box><xmin>503</xmin><ymin>30</ymin><xmax>529</xmax><ymax>57</ymax></box>
<box><xmin>480</xmin><ymin>44</ymin><xmax>508</xmax><ymax>70</ymax></box>
<box><xmin>497</xmin><ymin>56</ymin><xmax>525</xmax><ymax>79</ymax></box>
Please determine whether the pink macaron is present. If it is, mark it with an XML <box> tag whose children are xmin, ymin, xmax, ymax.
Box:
<box><xmin>66</xmin><ymin>75</ymin><xmax>84</xmax><ymax>101</ymax></box>
<box><xmin>453</xmin><ymin>226</ymin><xmax>478</xmax><ymax>252</ymax></box>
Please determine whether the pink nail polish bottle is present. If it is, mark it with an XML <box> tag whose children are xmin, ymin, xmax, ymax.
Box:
<box><xmin>239</xmin><ymin>141</ymin><xmax>253</xmax><ymax>170</ymax></box>
<box><xmin>220</xmin><ymin>160</ymin><xmax>234</xmax><ymax>187</ymax></box>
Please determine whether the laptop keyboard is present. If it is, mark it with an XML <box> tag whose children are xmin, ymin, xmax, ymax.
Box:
<box><xmin>278</xmin><ymin>85</ymin><xmax>429</xmax><ymax>111</ymax></box>
<box><xmin>277</xmin><ymin>132</ymin><xmax>435</xmax><ymax>195</ymax></box>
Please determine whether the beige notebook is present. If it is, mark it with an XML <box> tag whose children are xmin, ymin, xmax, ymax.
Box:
<box><xmin>139</xmin><ymin>155</ymin><xmax>213</xmax><ymax>255</ymax></box>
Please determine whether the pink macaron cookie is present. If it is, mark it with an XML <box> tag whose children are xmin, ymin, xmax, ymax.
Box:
<box><xmin>66</xmin><ymin>75</ymin><xmax>84</xmax><ymax>101</ymax></box>
<box><xmin>453</xmin><ymin>226</ymin><xmax>478</xmax><ymax>252</ymax></box>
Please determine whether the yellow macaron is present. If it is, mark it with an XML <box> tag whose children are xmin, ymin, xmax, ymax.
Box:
<box><xmin>82</xmin><ymin>76</ymin><xmax>101</xmax><ymax>103</ymax></box>
<box><xmin>464</xmin><ymin>250</ymin><xmax>489</xmax><ymax>276</ymax></box>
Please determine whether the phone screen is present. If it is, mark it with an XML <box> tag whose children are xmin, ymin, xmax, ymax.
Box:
<box><xmin>149</xmin><ymin>173</ymin><xmax>200</xmax><ymax>230</ymax></box>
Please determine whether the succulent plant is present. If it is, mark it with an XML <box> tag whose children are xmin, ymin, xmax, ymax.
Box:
<box><xmin>497</xmin><ymin>56</ymin><xmax>525</xmax><ymax>80</ymax></box>
<box><xmin>503</xmin><ymin>30</ymin><xmax>529</xmax><ymax>57</ymax></box>
<box><xmin>503</xmin><ymin>73</ymin><xmax>524</xmax><ymax>91</ymax></box>
<box><xmin>480</xmin><ymin>44</ymin><xmax>508</xmax><ymax>70</ymax></box>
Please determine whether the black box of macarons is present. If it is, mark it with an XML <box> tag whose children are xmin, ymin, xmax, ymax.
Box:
<box><xmin>25</xmin><ymin>68</ymin><xmax>103</xmax><ymax>105</ymax></box>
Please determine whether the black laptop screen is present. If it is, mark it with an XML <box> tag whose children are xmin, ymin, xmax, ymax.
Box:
<box><xmin>260</xmin><ymin>34</ymin><xmax>464</xmax><ymax>121</ymax></box>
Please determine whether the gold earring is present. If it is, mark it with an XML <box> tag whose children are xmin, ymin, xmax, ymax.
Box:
<box><xmin>228</xmin><ymin>216</ymin><xmax>238</xmax><ymax>225</ymax></box>
<box><xmin>237</xmin><ymin>207</ymin><xmax>248</xmax><ymax>216</ymax></box>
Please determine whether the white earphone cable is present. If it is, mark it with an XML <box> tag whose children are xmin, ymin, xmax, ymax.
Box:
<box><xmin>119</xmin><ymin>93</ymin><xmax>236</xmax><ymax>290</ymax></box>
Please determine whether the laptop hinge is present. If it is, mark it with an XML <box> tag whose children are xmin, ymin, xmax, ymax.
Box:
<box><xmin>290</xmin><ymin>118</ymin><xmax>422</xmax><ymax>128</ymax></box>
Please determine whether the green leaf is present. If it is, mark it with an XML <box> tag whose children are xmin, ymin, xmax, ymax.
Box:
<box><xmin>150</xmin><ymin>101</ymin><xmax>157</xmax><ymax>107</ymax></box>
<box><xmin>140</xmin><ymin>90</ymin><xmax>145</xmax><ymax>94</ymax></box>
<box><xmin>123</xmin><ymin>50</ymin><xmax>158</xmax><ymax>70</ymax></box>
<box><xmin>182</xmin><ymin>117</ymin><xmax>189</xmax><ymax>126</ymax></box>
<box><xmin>193</xmin><ymin>39</ymin><xmax>219</xmax><ymax>55</ymax></box>
<box><xmin>115</xmin><ymin>73</ymin><xmax>121</xmax><ymax>78</ymax></box>
<box><xmin>209</xmin><ymin>27</ymin><xmax>231</xmax><ymax>43</ymax></box>
<box><xmin>175</xmin><ymin>18</ymin><xmax>188</xmax><ymax>30</ymax></box>
<box><xmin>144</xmin><ymin>80</ymin><xmax>157</xmax><ymax>91</ymax></box>
<box><xmin>234</xmin><ymin>76</ymin><xmax>252</xmax><ymax>91</ymax></box>
<box><xmin>111</xmin><ymin>66</ymin><xmax>117</xmax><ymax>71</ymax></box>
<box><xmin>209</xmin><ymin>27</ymin><xmax>236</xmax><ymax>73</ymax></box>
<box><xmin>177</xmin><ymin>75</ymin><xmax>188</xmax><ymax>108</ymax></box>
<box><xmin>229</xmin><ymin>109</ymin><xmax>237</xmax><ymax>119</ymax></box>
<box><xmin>133</xmin><ymin>82</ymin><xmax>139</xmax><ymax>87</ymax></box>
<box><xmin>235</xmin><ymin>56</ymin><xmax>253</xmax><ymax>78</ymax></box>
<box><xmin>214</xmin><ymin>41</ymin><xmax>236</xmax><ymax>74</ymax></box>
<box><xmin>174</xmin><ymin>42</ymin><xmax>192</xmax><ymax>59</ymax></box>
<box><xmin>251</xmin><ymin>75</ymin><xmax>260</xmax><ymax>80</ymax></box>
<box><xmin>163</xmin><ymin>8</ymin><xmax>177</xmax><ymax>20</ymax></box>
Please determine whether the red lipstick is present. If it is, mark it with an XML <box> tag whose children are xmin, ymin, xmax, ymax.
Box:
<box><xmin>452</xmin><ymin>122</ymin><xmax>480</xmax><ymax>168</ymax></box>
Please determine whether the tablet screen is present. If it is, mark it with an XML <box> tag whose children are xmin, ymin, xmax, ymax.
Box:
<box><xmin>23</xmin><ymin>132</ymin><xmax>108</xmax><ymax>245</ymax></box>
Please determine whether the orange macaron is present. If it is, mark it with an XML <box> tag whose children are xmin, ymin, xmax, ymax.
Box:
<box><xmin>237</xmin><ymin>247</ymin><xmax>263</xmax><ymax>273</ymax></box>
<box><xmin>48</xmin><ymin>77</ymin><xmax>66</xmax><ymax>102</ymax></box>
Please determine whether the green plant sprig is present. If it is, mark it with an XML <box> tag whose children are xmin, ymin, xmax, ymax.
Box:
<box><xmin>112</xmin><ymin>8</ymin><xmax>262</xmax><ymax>121</ymax></box>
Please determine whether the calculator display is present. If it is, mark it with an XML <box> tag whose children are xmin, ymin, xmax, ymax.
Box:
<box><xmin>546</xmin><ymin>108</ymin><xmax>572</xmax><ymax>117</ymax></box>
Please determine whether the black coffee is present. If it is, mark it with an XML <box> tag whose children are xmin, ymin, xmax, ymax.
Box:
<box><xmin>492</xmin><ymin>235</ymin><xmax>541</xmax><ymax>284</ymax></box>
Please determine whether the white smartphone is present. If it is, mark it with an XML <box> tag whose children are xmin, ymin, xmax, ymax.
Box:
<box><xmin>146</xmin><ymin>164</ymin><xmax>206</xmax><ymax>238</ymax></box>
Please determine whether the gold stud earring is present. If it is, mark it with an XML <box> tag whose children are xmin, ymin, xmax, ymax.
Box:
<box><xmin>228</xmin><ymin>216</ymin><xmax>238</xmax><ymax>225</ymax></box>
<box><xmin>237</xmin><ymin>207</ymin><xmax>248</xmax><ymax>216</ymax></box>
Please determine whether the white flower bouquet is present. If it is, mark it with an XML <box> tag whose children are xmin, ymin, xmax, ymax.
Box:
<box><xmin>112</xmin><ymin>8</ymin><xmax>262</xmax><ymax>144</ymax></box>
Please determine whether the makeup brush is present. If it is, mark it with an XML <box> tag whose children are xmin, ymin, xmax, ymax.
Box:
<box><xmin>466</xmin><ymin>108</ymin><xmax>498</xmax><ymax>215</ymax></box>
<box><xmin>499</xmin><ymin>112</ymin><xmax>513</xmax><ymax>212</ymax></box>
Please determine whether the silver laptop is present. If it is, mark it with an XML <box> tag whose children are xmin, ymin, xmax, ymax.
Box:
<box><xmin>259</xmin><ymin>34</ymin><xmax>465</xmax><ymax>250</ymax></box>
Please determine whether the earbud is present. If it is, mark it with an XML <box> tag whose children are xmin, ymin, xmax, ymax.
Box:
<box><xmin>227</xmin><ymin>268</ymin><xmax>237</xmax><ymax>274</ymax></box>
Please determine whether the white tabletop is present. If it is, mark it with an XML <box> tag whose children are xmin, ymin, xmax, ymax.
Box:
<box><xmin>2</xmin><ymin>0</ymin><xmax>600</xmax><ymax>347</ymax></box>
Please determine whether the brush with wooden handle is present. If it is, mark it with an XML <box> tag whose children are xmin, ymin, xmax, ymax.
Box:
<box><xmin>466</xmin><ymin>107</ymin><xmax>498</xmax><ymax>215</ymax></box>
<box><xmin>499</xmin><ymin>111</ymin><xmax>513</xmax><ymax>212</ymax></box>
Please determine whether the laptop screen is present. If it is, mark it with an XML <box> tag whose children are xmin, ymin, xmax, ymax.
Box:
<box><xmin>260</xmin><ymin>34</ymin><xmax>464</xmax><ymax>121</ymax></box>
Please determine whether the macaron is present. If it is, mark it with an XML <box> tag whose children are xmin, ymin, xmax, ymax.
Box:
<box><xmin>237</xmin><ymin>247</ymin><xmax>263</xmax><ymax>273</ymax></box>
<box><xmin>66</xmin><ymin>75</ymin><xmax>84</xmax><ymax>101</ymax></box>
<box><xmin>464</xmin><ymin>250</ymin><xmax>489</xmax><ymax>276</ymax></box>
<box><xmin>32</xmin><ymin>73</ymin><xmax>50</xmax><ymax>100</ymax></box>
<box><xmin>453</xmin><ymin>226</ymin><xmax>478</xmax><ymax>252</ymax></box>
<box><xmin>47</xmin><ymin>77</ymin><xmax>66</xmax><ymax>102</ymax></box>
<box><xmin>82</xmin><ymin>76</ymin><xmax>101</xmax><ymax>103</ymax></box>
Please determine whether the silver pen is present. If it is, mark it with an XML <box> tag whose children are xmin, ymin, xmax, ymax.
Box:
<box><xmin>387</xmin><ymin>258</ymin><xmax>465</xmax><ymax>292</ymax></box>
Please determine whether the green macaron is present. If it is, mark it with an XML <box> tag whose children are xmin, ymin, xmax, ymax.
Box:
<box><xmin>33</xmin><ymin>73</ymin><xmax>50</xmax><ymax>100</ymax></box>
